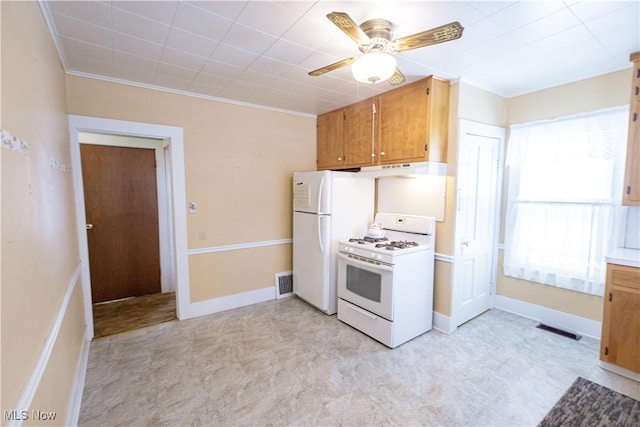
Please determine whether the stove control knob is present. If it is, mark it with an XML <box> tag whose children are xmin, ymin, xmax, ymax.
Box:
<box><xmin>348</xmin><ymin>247</ymin><xmax>355</xmax><ymax>253</ymax></box>
<box><xmin>370</xmin><ymin>252</ymin><xmax>376</xmax><ymax>258</ymax></box>
<box><xmin>377</xmin><ymin>254</ymin><xmax>383</xmax><ymax>260</ymax></box>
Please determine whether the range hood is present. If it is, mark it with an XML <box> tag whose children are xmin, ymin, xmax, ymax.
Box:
<box><xmin>359</xmin><ymin>162</ymin><xmax>447</xmax><ymax>178</ymax></box>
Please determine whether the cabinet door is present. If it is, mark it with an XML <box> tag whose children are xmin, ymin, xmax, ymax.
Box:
<box><xmin>344</xmin><ymin>98</ymin><xmax>376</xmax><ymax>168</ymax></box>
<box><xmin>377</xmin><ymin>77</ymin><xmax>449</xmax><ymax>164</ymax></box>
<box><xmin>601</xmin><ymin>287</ymin><xmax>640</xmax><ymax>372</ymax></box>
<box><xmin>600</xmin><ymin>265</ymin><xmax>640</xmax><ymax>373</ymax></box>
<box><xmin>623</xmin><ymin>101</ymin><xmax>640</xmax><ymax>205</ymax></box>
<box><xmin>623</xmin><ymin>54</ymin><xmax>640</xmax><ymax>206</ymax></box>
<box><xmin>377</xmin><ymin>78</ymin><xmax>430</xmax><ymax>164</ymax></box>
<box><xmin>317</xmin><ymin>109</ymin><xmax>344</xmax><ymax>170</ymax></box>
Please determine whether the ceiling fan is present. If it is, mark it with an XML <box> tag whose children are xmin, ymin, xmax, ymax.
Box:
<box><xmin>308</xmin><ymin>12</ymin><xmax>464</xmax><ymax>85</ymax></box>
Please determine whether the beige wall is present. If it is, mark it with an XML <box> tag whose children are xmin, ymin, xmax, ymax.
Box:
<box><xmin>458</xmin><ymin>80</ymin><xmax>508</xmax><ymax>127</ymax></box>
<box><xmin>65</xmin><ymin>75</ymin><xmax>316</xmax><ymax>302</ymax></box>
<box><xmin>1</xmin><ymin>1</ymin><xmax>86</xmax><ymax>423</ymax></box>
<box><xmin>506</xmin><ymin>69</ymin><xmax>630</xmax><ymax>124</ymax></box>
<box><xmin>499</xmin><ymin>69</ymin><xmax>631</xmax><ymax>321</ymax></box>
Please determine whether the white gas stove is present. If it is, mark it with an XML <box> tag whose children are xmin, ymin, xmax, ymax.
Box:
<box><xmin>339</xmin><ymin>213</ymin><xmax>435</xmax><ymax>263</ymax></box>
<box><xmin>337</xmin><ymin>213</ymin><xmax>436</xmax><ymax>348</ymax></box>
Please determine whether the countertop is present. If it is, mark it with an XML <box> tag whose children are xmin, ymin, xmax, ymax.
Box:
<box><xmin>606</xmin><ymin>248</ymin><xmax>640</xmax><ymax>268</ymax></box>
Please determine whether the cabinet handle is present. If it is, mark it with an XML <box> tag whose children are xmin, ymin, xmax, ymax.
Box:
<box><xmin>609</xmin><ymin>292</ymin><xmax>612</xmax><ymax>302</ymax></box>
<box><xmin>337</xmin><ymin>157</ymin><xmax>342</xmax><ymax>161</ymax></box>
<box><xmin>634</xmin><ymin>112</ymin><xmax>638</xmax><ymax>122</ymax></box>
<box><xmin>637</xmin><ymin>68</ymin><xmax>640</xmax><ymax>78</ymax></box>
<box><xmin>380</xmin><ymin>151</ymin><xmax>386</xmax><ymax>156</ymax></box>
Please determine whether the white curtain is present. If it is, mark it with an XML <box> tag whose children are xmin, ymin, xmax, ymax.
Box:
<box><xmin>504</xmin><ymin>106</ymin><xmax>628</xmax><ymax>296</ymax></box>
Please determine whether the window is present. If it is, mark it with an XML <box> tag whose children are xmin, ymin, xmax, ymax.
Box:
<box><xmin>504</xmin><ymin>106</ymin><xmax>628</xmax><ymax>296</ymax></box>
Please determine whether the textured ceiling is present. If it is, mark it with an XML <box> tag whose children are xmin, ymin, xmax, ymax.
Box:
<box><xmin>41</xmin><ymin>1</ymin><xmax>640</xmax><ymax>116</ymax></box>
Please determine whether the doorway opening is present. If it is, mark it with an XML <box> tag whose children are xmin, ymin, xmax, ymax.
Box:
<box><xmin>69</xmin><ymin>115</ymin><xmax>189</xmax><ymax>339</ymax></box>
<box><xmin>79</xmin><ymin>133</ymin><xmax>174</xmax><ymax>336</ymax></box>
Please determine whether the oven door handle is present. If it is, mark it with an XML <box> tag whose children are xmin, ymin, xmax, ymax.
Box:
<box><xmin>338</xmin><ymin>252</ymin><xmax>393</xmax><ymax>272</ymax></box>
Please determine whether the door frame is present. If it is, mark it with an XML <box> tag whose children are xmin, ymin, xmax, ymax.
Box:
<box><xmin>69</xmin><ymin>115</ymin><xmax>189</xmax><ymax>337</ymax></box>
<box><xmin>451</xmin><ymin>119</ymin><xmax>505</xmax><ymax>328</ymax></box>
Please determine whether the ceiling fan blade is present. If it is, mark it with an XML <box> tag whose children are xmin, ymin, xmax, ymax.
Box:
<box><xmin>388</xmin><ymin>68</ymin><xmax>406</xmax><ymax>85</ymax></box>
<box><xmin>308</xmin><ymin>57</ymin><xmax>358</xmax><ymax>77</ymax></box>
<box><xmin>327</xmin><ymin>12</ymin><xmax>370</xmax><ymax>45</ymax></box>
<box><xmin>393</xmin><ymin>21</ymin><xmax>464</xmax><ymax>52</ymax></box>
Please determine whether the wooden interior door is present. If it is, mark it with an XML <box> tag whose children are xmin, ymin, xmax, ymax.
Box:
<box><xmin>81</xmin><ymin>144</ymin><xmax>161</xmax><ymax>303</ymax></box>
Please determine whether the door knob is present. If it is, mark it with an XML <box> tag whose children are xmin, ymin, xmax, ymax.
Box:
<box><xmin>86</xmin><ymin>224</ymin><xmax>94</xmax><ymax>230</ymax></box>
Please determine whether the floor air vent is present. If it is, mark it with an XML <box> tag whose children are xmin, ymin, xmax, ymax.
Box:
<box><xmin>536</xmin><ymin>323</ymin><xmax>582</xmax><ymax>341</ymax></box>
<box><xmin>275</xmin><ymin>272</ymin><xmax>293</xmax><ymax>299</ymax></box>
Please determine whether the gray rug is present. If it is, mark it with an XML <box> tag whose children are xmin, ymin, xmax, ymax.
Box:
<box><xmin>539</xmin><ymin>377</ymin><xmax>640</xmax><ymax>427</ymax></box>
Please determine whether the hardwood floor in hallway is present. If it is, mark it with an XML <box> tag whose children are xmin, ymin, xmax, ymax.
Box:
<box><xmin>92</xmin><ymin>292</ymin><xmax>176</xmax><ymax>338</ymax></box>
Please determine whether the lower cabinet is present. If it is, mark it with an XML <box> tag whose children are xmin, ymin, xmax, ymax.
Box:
<box><xmin>600</xmin><ymin>263</ymin><xmax>640</xmax><ymax>374</ymax></box>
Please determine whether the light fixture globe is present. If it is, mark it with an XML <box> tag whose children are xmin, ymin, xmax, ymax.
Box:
<box><xmin>352</xmin><ymin>52</ymin><xmax>397</xmax><ymax>84</ymax></box>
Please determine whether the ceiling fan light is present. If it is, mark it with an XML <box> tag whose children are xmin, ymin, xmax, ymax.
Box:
<box><xmin>352</xmin><ymin>52</ymin><xmax>397</xmax><ymax>84</ymax></box>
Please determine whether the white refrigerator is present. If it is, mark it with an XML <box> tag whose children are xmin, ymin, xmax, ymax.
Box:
<box><xmin>293</xmin><ymin>170</ymin><xmax>374</xmax><ymax>315</ymax></box>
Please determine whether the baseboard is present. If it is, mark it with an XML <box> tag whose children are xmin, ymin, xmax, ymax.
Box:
<box><xmin>494</xmin><ymin>295</ymin><xmax>602</xmax><ymax>340</ymax></box>
<box><xmin>179</xmin><ymin>286</ymin><xmax>275</xmax><ymax>320</ymax></box>
<box><xmin>67</xmin><ymin>328</ymin><xmax>92</xmax><ymax>426</ymax></box>
<box><xmin>433</xmin><ymin>311</ymin><xmax>457</xmax><ymax>335</ymax></box>
<box><xmin>599</xmin><ymin>361</ymin><xmax>640</xmax><ymax>382</ymax></box>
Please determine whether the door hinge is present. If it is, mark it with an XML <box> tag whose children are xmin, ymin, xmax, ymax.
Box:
<box><xmin>604</xmin><ymin>346</ymin><xmax>609</xmax><ymax>356</ymax></box>
<box><xmin>424</xmin><ymin>144</ymin><xmax>428</xmax><ymax>152</ymax></box>
<box><xmin>634</xmin><ymin>112</ymin><xmax>638</xmax><ymax>122</ymax></box>
<box><xmin>609</xmin><ymin>292</ymin><xmax>613</xmax><ymax>301</ymax></box>
<box><xmin>425</xmin><ymin>88</ymin><xmax>430</xmax><ymax>95</ymax></box>
<box><xmin>628</xmin><ymin>185</ymin><xmax>632</xmax><ymax>195</ymax></box>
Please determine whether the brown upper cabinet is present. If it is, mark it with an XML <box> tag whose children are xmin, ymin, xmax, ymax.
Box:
<box><xmin>343</xmin><ymin>98</ymin><xmax>377</xmax><ymax>168</ymax></box>
<box><xmin>316</xmin><ymin>108</ymin><xmax>345</xmax><ymax>170</ymax></box>
<box><xmin>377</xmin><ymin>76</ymin><xmax>449</xmax><ymax>164</ymax></box>
<box><xmin>623</xmin><ymin>51</ymin><xmax>640</xmax><ymax>206</ymax></box>
<box><xmin>316</xmin><ymin>76</ymin><xmax>450</xmax><ymax>170</ymax></box>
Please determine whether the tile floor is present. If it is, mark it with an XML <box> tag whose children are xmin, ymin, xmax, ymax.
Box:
<box><xmin>79</xmin><ymin>297</ymin><xmax>639</xmax><ymax>426</ymax></box>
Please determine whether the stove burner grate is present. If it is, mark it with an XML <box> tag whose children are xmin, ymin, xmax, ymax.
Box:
<box><xmin>348</xmin><ymin>236</ymin><xmax>389</xmax><ymax>244</ymax></box>
<box><xmin>375</xmin><ymin>240</ymin><xmax>420</xmax><ymax>250</ymax></box>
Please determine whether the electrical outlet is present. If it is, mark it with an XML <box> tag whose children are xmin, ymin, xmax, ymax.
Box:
<box><xmin>199</xmin><ymin>231</ymin><xmax>207</xmax><ymax>240</ymax></box>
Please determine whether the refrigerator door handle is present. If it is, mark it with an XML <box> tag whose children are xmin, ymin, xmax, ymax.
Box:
<box><xmin>317</xmin><ymin>215</ymin><xmax>324</xmax><ymax>253</ymax></box>
<box><xmin>317</xmin><ymin>175</ymin><xmax>325</xmax><ymax>214</ymax></box>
